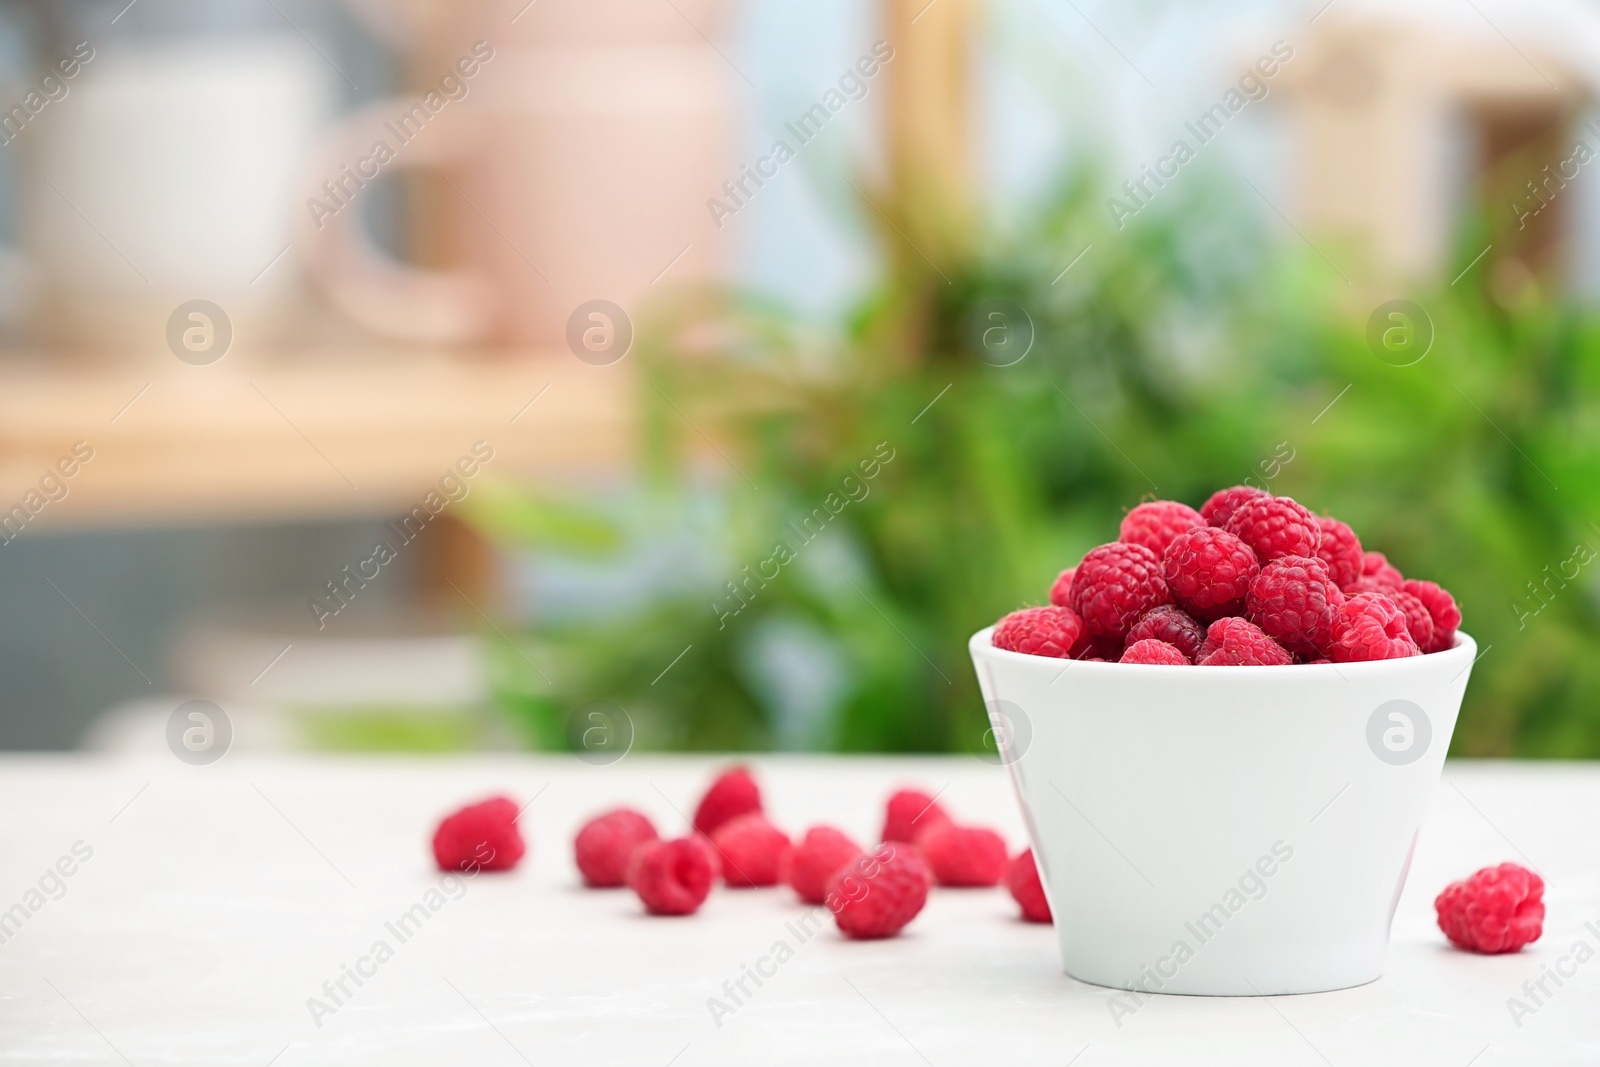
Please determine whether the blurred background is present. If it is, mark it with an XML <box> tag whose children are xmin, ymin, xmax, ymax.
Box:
<box><xmin>0</xmin><ymin>0</ymin><xmax>1596</xmax><ymax>758</ymax></box>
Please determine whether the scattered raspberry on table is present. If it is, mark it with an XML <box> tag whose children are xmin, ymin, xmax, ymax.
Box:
<box><xmin>1435</xmin><ymin>862</ymin><xmax>1545</xmax><ymax>953</ymax></box>
<box><xmin>431</xmin><ymin>796</ymin><xmax>525</xmax><ymax>873</ymax></box>
<box><xmin>789</xmin><ymin>826</ymin><xmax>864</xmax><ymax>905</ymax></box>
<box><xmin>574</xmin><ymin>808</ymin><xmax>658</xmax><ymax>888</ymax></box>
<box><xmin>829</xmin><ymin>846</ymin><xmax>932</xmax><ymax>940</ymax></box>
<box><xmin>692</xmin><ymin>766</ymin><xmax>763</xmax><ymax>837</ymax></box>
<box><xmin>630</xmin><ymin>836</ymin><xmax>718</xmax><ymax>916</ymax></box>
<box><xmin>881</xmin><ymin>788</ymin><xmax>951</xmax><ymax>844</ymax></box>
<box><xmin>1007</xmin><ymin>848</ymin><xmax>1052</xmax><ymax>923</ymax></box>
<box><xmin>917</xmin><ymin>823</ymin><xmax>1009</xmax><ymax>887</ymax></box>
<box><xmin>710</xmin><ymin>813</ymin><xmax>793</xmax><ymax>887</ymax></box>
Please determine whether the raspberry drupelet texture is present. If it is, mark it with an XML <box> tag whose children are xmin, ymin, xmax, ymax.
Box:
<box><xmin>788</xmin><ymin>826</ymin><xmax>863</xmax><ymax>905</ymax></box>
<box><xmin>432</xmin><ymin>796</ymin><xmax>525</xmax><ymax>873</ymax></box>
<box><xmin>1355</xmin><ymin>551</ymin><xmax>1404</xmax><ymax>592</ymax></box>
<box><xmin>1224</xmin><ymin>495</ymin><xmax>1321</xmax><ymax>563</ymax></box>
<box><xmin>917</xmin><ymin>824</ymin><xmax>1010</xmax><ymax>887</ymax></box>
<box><xmin>1119</xmin><ymin>500</ymin><xmax>1205</xmax><ymax>557</ymax></box>
<box><xmin>692</xmin><ymin>766</ymin><xmax>763</xmax><ymax>837</ymax></box>
<box><xmin>881</xmin><ymin>788</ymin><xmax>952</xmax><ymax>844</ymax></box>
<box><xmin>1162</xmin><ymin>526</ymin><xmax>1261</xmax><ymax>621</ymax></box>
<box><xmin>574</xmin><ymin>808</ymin><xmax>658</xmax><ymax>888</ymax></box>
<box><xmin>829</xmin><ymin>846</ymin><xmax>931</xmax><ymax>940</ymax></box>
<box><xmin>1200</xmin><ymin>485</ymin><xmax>1268</xmax><ymax>528</ymax></box>
<box><xmin>1070</xmin><ymin>542</ymin><xmax>1170</xmax><ymax>638</ymax></box>
<box><xmin>710</xmin><ymin>813</ymin><xmax>792</xmax><ymax>887</ymax></box>
<box><xmin>1435</xmin><ymin>863</ymin><xmax>1545</xmax><ymax>954</ymax></box>
<box><xmin>1246</xmin><ymin>555</ymin><xmax>1344</xmax><ymax>659</ymax></box>
<box><xmin>1126</xmin><ymin>604</ymin><xmax>1205</xmax><ymax>661</ymax></box>
<box><xmin>1389</xmin><ymin>587</ymin><xmax>1436</xmax><ymax>652</ymax></box>
<box><xmin>1314</xmin><ymin>516</ymin><xmax>1363</xmax><ymax>590</ymax></box>
<box><xmin>1197</xmin><ymin>617</ymin><xmax>1292</xmax><ymax>666</ymax></box>
<box><xmin>1007</xmin><ymin>849</ymin><xmax>1052</xmax><ymax>923</ymax></box>
<box><xmin>1402</xmin><ymin>579</ymin><xmax>1461</xmax><ymax>653</ymax></box>
<box><xmin>1329</xmin><ymin>592</ymin><xmax>1419</xmax><ymax>662</ymax></box>
<box><xmin>629</xmin><ymin>836</ymin><xmax>717</xmax><ymax>916</ymax></box>
<box><xmin>992</xmin><ymin>606</ymin><xmax>1082</xmax><ymax>658</ymax></box>
<box><xmin>1120</xmin><ymin>639</ymin><xmax>1189</xmax><ymax>665</ymax></box>
<box><xmin>1048</xmin><ymin>567</ymin><xmax>1076</xmax><ymax>607</ymax></box>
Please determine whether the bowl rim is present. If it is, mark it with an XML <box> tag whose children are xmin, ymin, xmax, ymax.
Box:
<box><xmin>969</xmin><ymin>625</ymin><xmax>1476</xmax><ymax>676</ymax></box>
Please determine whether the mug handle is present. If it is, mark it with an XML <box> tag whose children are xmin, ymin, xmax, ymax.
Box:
<box><xmin>298</xmin><ymin>98</ymin><xmax>498</xmax><ymax>345</ymax></box>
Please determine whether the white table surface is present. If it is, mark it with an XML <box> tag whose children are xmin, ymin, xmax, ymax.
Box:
<box><xmin>0</xmin><ymin>755</ymin><xmax>1594</xmax><ymax>1065</ymax></box>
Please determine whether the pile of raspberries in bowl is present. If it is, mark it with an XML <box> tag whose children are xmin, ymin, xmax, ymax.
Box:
<box><xmin>993</xmin><ymin>485</ymin><xmax>1461</xmax><ymax>666</ymax></box>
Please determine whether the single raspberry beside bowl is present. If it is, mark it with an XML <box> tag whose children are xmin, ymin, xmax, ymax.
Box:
<box><xmin>1224</xmin><ymin>495</ymin><xmax>1321</xmax><ymax>562</ymax></box>
<box><xmin>789</xmin><ymin>826</ymin><xmax>863</xmax><ymax>905</ymax></box>
<box><xmin>1120</xmin><ymin>639</ymin><xmax>1189</xmax><ymax>665</ymax></box>
<box><xmin>1402</xmin><ymin>579</ymin><xmax>1461</xmax><ymax>653</ymax></box>
<box><xmin>1197</xmin><ymin>617</ymin><xmax>1292</xmax><ymax>666</ymax></box>
<box><xmin>432</xmin><ymin>796</ymin><xmax>525</xmax><ymax>873</ymax></box>
<box><xmin>829</xmin><ymin>845</ymin><xmax>931</xmax><ymax>940</ymax></box>
<box><xmin>1329</xmin><ymin>592</ymin><xmax>1419</xmax><ymax>662</ymax></box>
<box><xmin>710</xmin><ymin>813</ymin><xmax>792</xmax><ymax>887</ymax></box>
<box><xmin>1071</xmin><ymin>542</ymin><xmax>1170</xmax><ymax>638</ymax></box>
<box><xmin>1314</xmin><ymin>516</ymin><xmax>1363</xmax><ymax>589</ymax></box>
<box><xmin>1119</xmin><ymin>500</ymin><xmax>1204</xmax><ymax>557</ymax></box>
<box><xmin>881</xmin><ymin>788</ymin><xmax>952</xmax><ymax>844</ymax></box>
<box><xmin>917</xmin><ymin>823</ymin><xmax>1009</xmax><ymax>887</ymax></box>
<box><xmin>1200</xmin><ymin>485</ymin><xmax>1268</xmax><ymax>528</ymax></box>
<box><xmin>992</xmin><ymin>606</ymin><xmax>1082</xmax><ymax>658</ymax></box>
<box><xmin>1246</xmin><ymin>555</ymin><xmax>1344</xmax><ymax>658</ymax></box>
<box><xmin>574</xmin><ymin>808</ymin><xmax>658</xmax><ymax>888</ymax></box>
<box><xmin>1007</xmin><ymin>848</ymin><xmax>1052</xmax><ymax>923</ymax></box>
<box><xmin>692</xmin><ymin>766</ymin><xmax>763</xmax><ymax>837</ymax></box>
<box><xmin>629</xmin><ymin>836</ymin><xmax>717</xmax><ymax>916</ymax></box>
<box><xmin>1126</xmin><ymin>604</ymin><xmax>1205</xmax><ymax>661</ymax></box>
<box><xmin>1048</xmin><ymin>567</ymin><xmax>1075</xmax><ymax>607</ymax></box>
<box><xmin>1163</xmin><ymin>526</ymin><xmax>1261</xmax><ymax>620</ymax></box>
<box><xmin>1435</xmin><ymin>862</ymin><xmax>1544</xmax><ymax>953</ymax></box>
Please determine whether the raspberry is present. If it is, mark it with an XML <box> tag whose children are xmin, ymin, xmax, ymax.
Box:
<box><xmin>1197</xmin><ymin>617</ymin><xmax>1292</xmax><ymax>666</ymax></box>
<box><xmin>574</xmin><ymin>808</ymin><xmax>658</xmax><ymax>888</ymax></box>
<box><xmin>1225</xmin><ymin>495</ymin><xmax>1321</xmax><ymax>562</ymax></box>
<box><xmin>431</xmin><ymin>796</ymin><xmax>525</xmax><ymax>873</ymax></box>
<box><xmin>1162</xmin><ymin>526</ymin><xmax>1260</xmax><ymax>620</ymax></box>
<box><xmin>1120</xmin><ymin>639</ymin><xmax>1188</xmax><ymax>665</ymax></box>
<box><xmin>1071</xmin><ymin>633</ymin><xmax>1125</xmax><ymax>661</ymax></box>
<box><xmin>1246</xmin><ymin>555</ymin><xmax>1343</xmax><ymax>658</ymax></box>
<box><xmin>1329</xmin><ymin>592</ymin><xmax>1419</xmax><ymax>662</ymax></box>
<box><xmin>916</xmin><ymin>823</ymin><xmax>1008</xmax><ymax>887</ymax></box>
<box><xmin>1356</xmin><ymin>551</ymin><xmax>1404</xmax><ymax>592</ymax></box>
<box><xmin>1119</xmin><ymin>500</ymin><xmax>1204</xmax><ymax>557</ymax></box>
<box><xmin>992</xmin><ymin>606</ymin><xmax>1082</xmax><ymax>658</ymax></box>
<box><xmin>1314</xmin><ymin>517</ymin><xmax>1363</xmax><ymax>590</ymax></box>
<box><xmin>629</xmin><ymin>836</ymin><xmax>717</xmax><ymax>916</ymax></box>
<box><xmin>1125</xmin><ymin>604</ymin><xmax>1204</xmax><ymax>661</ymax></box>
<box><xmin>882</xmin><ymin>788</ymin><xmax>952</xmax><ymax>844</ymax></box>
<box><xmin>1402</xmin><ymin>579</ymin><xmax>1461</xmax><ymax>653</ymax></box>
<box><xmin>1200</xmin><ymin>485</ymin><xmax>1268</xmax><ymax>528</ymax></box>
<box><xmin>1389</xmin><ymin>588</ymin><xmax>1435</xmax><ymax>652</ymax></box>
<box><xmin>1048</xmin><ymin>567</ymin><xmax>1075</xmax><ymax>607</ymax></box>
<box><xmin>1435</xmin><ymin>863</ymin><xmax>1544</xmax><ymax>954</ymax></box>
<box><xmin>829</xmin><ymin>845</ymin><xmax>930</xmax><ymax>939</ymax></box>
<box><xmin>788</xmin><ymin>826</ymin><xmax>863</xmax><ymax>905</ymax></box>
<box><xmin>1070</xmin><ymin>542</ymin><xmax>1169</xmax><ymax>638</ymax></box>
<box><xmin>1007</xmin><ymin>849</ymin><xmax>1052</xmax><ymax>923</ymax></box>
<box><xmin>692</xmin><ymin>766</ymin><xmax>762</xmax><ymax>837</ymax></box>
<box><xmin>710</xmin><ymin>813</ymin><xmax>792</xmax><ymax>887</ymax></box>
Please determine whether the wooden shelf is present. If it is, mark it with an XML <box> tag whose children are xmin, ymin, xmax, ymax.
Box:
<box><xmin>0</xmin><ymin>348</ymin><xmax>634</xmax><ymax>530</ymax></box>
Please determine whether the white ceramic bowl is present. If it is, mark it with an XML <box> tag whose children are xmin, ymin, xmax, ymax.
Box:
<box><xmin>968</xmin><ymin>626</ymin><xmax>1476</xmax><ymax>997</ymax></box>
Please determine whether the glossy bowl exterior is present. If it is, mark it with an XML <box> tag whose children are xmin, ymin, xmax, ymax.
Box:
<box><xmin>969</xmin><ymin>626</ymin><xmax>1476</xmax><ymax>996</ymax></box>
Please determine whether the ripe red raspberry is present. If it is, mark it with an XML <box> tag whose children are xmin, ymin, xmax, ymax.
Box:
<box><xmin>1329</xmin><ymin>592</ymin><xmax>1419</xmax><ymax>662</ymax></box>
<box><xmin>1314</xmin><ymin>516</ymin><xmax>1363</xmax><ymax>589</ymax></box>
<box><xmin>629</xmin><ymin>836</ymin><xmax>717</xmax><ymax>916</ymax></box>
<box><xmin>1119</xmin><ymin>500</ymin><xmax>1204</xmax><ymax>557</ymax></box>
<box><xmin>1120</xmin><ymin>639</ymin><xmax>1188</xmax><ymax>665</ymax></box>
<box><xmin>916</xmin><ymin>823</ymin><xmax>1008</xmax><ymax>887</ymax></box>
<box><xmin>1355</xmin><ymin>551</ymin><xmax>1404</xmax><ymax>592</ymax></box>
<box><xmin>710</xmin><ymin>813</ymin><xmax>792</xmax><ymax>887</ymax></box>
<box><xmin>1070</xmin><ymin>542</ymin><xmax>1169</xmax><ymax>638</ymax></box>
<box><xmin>829</xmin><ymin>845</ymin><xmax>930</xmax><ymax>940</ymax></box>
<box><xmin>1126</xmin><ymin>604</ymin><xmax>1204</xmax><ymax>661</ymax></box>
<box><xmin>1402</xmin><ymin>579</ymin><xmax>1461</xmax><ymax>653</ymax></box>
<box><xmin>692</xmin><ymin>766</ymin><xmax>762</xmax><ymax>837</ymax></box>
<box><xmin>1435</xmin><ymin>863</ymin><xmax>1544</xmax><ymax>954</ymax></box>
<box><xmin>1197</xmin><ymin>617</ymin><xmax>1292</xmax><ymax>666</ymax></box>
<box><xmin>432</xmin><ymin>796</ymin><xmax>525</xmax><ymax>873</ymax></box>
<box><xmin>992</xmin><ymin>606</ymin><xmax>1082</xmax><ymax>658</ymax></box>
<box><xmin>574</xmin><ymin>808</ymin><xmax>658</xmax><ymax>888</ymax></box>
<box><xmin>1246</xmin><ymin>555</ymin><xmax>1343</xmax><ymax>658</ymax></box>
<box><xmin>881</xmin><ymin>788</ymin><xmax>951</xmax><ymax>844</ymax></box>
<box><xmin>1389</xmin><ymin>588</ymin><xmax>1435</xmax><ymax>652</ymax></box>
<box><xmin>1007</xmin><ymin>848</ymin><xmax>1051</xmax><ymax>923</ymax></box>
<box><xmin>1200</xmin><ymin>485</ymin><xmax>1268</xmax><ymax>528</ymax></box>
<box><xmin>788</xmin><ymin>826</ymin><xmax>863</xmax><ymax>905</ymax></box>
<box><xmin>1225</xmin><ymin>495</ymin><xmax>1321</xmax><ymax>562</ymax></box>
<box><xmin>1048</xmin><ymin>567</ymin><xmax>1075</xmax><ymax>607</ymax></box>
<box><xmin>1162</xmin><ymin>526</ymin><xmax>1260</xmax><ymax>620</ymax></box>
